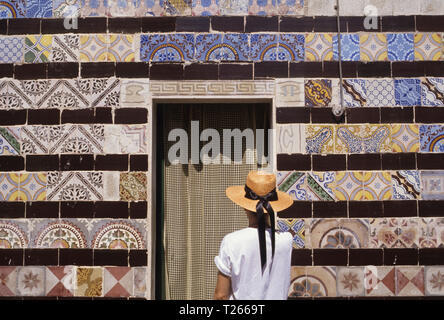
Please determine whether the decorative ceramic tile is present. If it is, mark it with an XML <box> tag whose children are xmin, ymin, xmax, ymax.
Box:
<box><xmin>121</xmin><ymin>125</ymin><xmax>148</xmax><ymax>154</ymax></box>
<box><xmin>222</xmin><ymin>33</ymin><xmax>249</xmax><ymax>61</ymax></box>
<box><xmin>107</xmin><ymin>0</ymin><xmax>137</xmax><ymax>16</ymax></box>
<box><xmin>103</xmin><ymin>171</ymin><xmax>120</xmax><ymax>201</ymax></box>
<box><xmin>394</xmin><ymin>78</ymin><xmax>421</xmax><ymax>106</ymax></box>
<box><xmin>53</xmin><ymin>0</ymin><xmax>80</xmax><ymax>17</ymax></box>
<box><xmin>361</xmin><ymin>171</ymin><xmax>392</xmax><ymax>201</ymax></box>
<box><xmin>343</xmin><ymin>79</ymin><xmax>367</xmax><ymax>107</ymax></box>
<box><xmin>305</xmin><ymin>171</ymin><xmax>336</xmax><ymax>201</ymax></box>
<box><xmin>45</xmin><ymin>266</ymin><xmax>75</xmax><ymax>296</ymax></box>
<box><xmin>104</xmin><ymin>267</ymin><xmax>133</xmax><ymax>297</ymax></box>
<box><xmin>335</xmin><ymin>125</ymin><xmax>363</xmax><ymax>154</ymax></box>
<box><xmin>369</xmin><ymin>218</ymin><xmax>419</xmax><ymax>248</ymax></box>
<box><xmin>305</xmin><ymin>125</ymin><xmax>335</xmax><ymax>154</ymax></box>
<box><xmin>91</xmin><ymin>219</ymin><xmax>146</xmax><ymax>249</ymax></box>
<box><xmin>140</xmin><ymin>33</ymin><xmax>194</xmax><ymax>62</ymax></box>
<box><xmin>32</xmin><ymin>79</ymin><xmax>90</xmax><ymax>109</ymax></box>
<box><xmin>333</xmin><ymin>171</ymin><xmax>364</xmax><ymax>201</ymax></box>
<box><xmin>74</xmin><ymin>78</ymin><xmax>120</xmax><ymax>108</ymax></box>
<box><xmin>120</xmin><ymin>79</ymin><xmax>150</xmax><ymax>108</ymax></box>
<box><xmin>277</xmin><ymin>218</ymin><xmax>305</xmax><ymax>249</ymax></box>
<box><xmin>32</xmin><ymin>219</ymin><xmax>88</xmax><ymax>248</ymax></box>
<box><xmin>26</xmin><ymin>0</ymin><xmax>52</xmax><ymax>17</ymax></box>
<box><xmin>0</xmin><ymin>127</ymin><xmax>20</xmax><ymax>155</ymax></box>
<box><xmin>250</xmin><ymin>34</ymin><xmax>278</xmax><ymax>61</ymax></box>
<box><xmin>0</xmin><ymin>219</ymin><xmax>28</xmax><ymax>248</ymax></box>
<box><xmin>333</xmin><ymin>34</ymin><xmax>360</xmax><ymax>61</ymax></box>
<box><xmin>17</xmin><ymin>267</ymin><xmax>45</xmax><ymax>296</ymax></box>
<box><xmin>79</xmin><ymin>34</ymin><xmax>108</xmax><ymax>62</ymax></box>
<box><xmin>163</xmin><ymin>0</ymin><xmax>192</xmax><ymax>15</ymax></box>
<box><xmin>392</xmin><ymin>170</ymin><xmax>421</xmax><ymax>200</ymax></box>
<box><xmin>0</xmin><ymin>37</ymin><xmax>24</xmax><ymax>63</ymax></box>
<box><xmin>360</xmin><ymin>33</ymin><xmax>388</xmax><ymax>62</ymax></box>
<box><xmin>194</xmin><ymin>33</ymin><xmax>223</xmax><ymax>61</ymax></box>
<box><xmin>278</xmin><ymin>34</ymin><xmax>304</xmax><ymax>62</ymax></box>
<box><xmin>248</xmin><ymin>0</ymin><xmax>276</xmax><ymax>15</ymax></box>
<box><xmin>365</xmin><ymin>79</ymin><xmax>395</xmax><ymax>107</ymax></box>
<box><xmin>420</xmin><ymin>125</ymin><xmax>444</xmax><ymax>153</ymax></box>
<box><xmin>418</xmin><ymin>218</ymin><xmax>444</xmax><ymax>248</ymax></box>
<box><xmin>365</xmin><ymin>266</ymin><xmax>395</xmax><ymax>296</ymax></box>
<box><xmin>20</xmin><ymin>125</ymin><xmax>50</xmax><ymax>154</ymax></box>
<box><xmin>24</xmin><ymin>35</ymin><xmax>52</xmax><ymax>63</ymax></box>
<box><xmin>425</xmin><ymin>266</ymin><xmax>444</xmax><ymax>296</ymax></box>
<box><xmin>361</xmin><ymin>124</ymin><xmax>391</xmax><ymax>153</ymax></box>
<box><xmin>0</xmin><ymin>0</ymin><xmax>26</xmax><ymax>18</ymax></box>
<box><xmin>340</xmin><ymin>219</ymin><xmax>369</xmax><ymax>248</ymax></box>
<box><xmin>305</xmin><ymin>33</ymin><xmax>334</xmax><ymax>62</ymax></box>
<box><xmin>168</xmin><ymin>33</ymin><xmax>195</xmax><ymax>62</ymax></box>
<box><xmin>276</xmin><ymin>79</ymin><xmax>304</xmax><ymax>106</ymax></box>
<box><xmin>75</xmin><ymin>267</ymin><xmax>103</xmax><ymax>297</ymax></box>
<box><xmin>276</xmin><ymin>0</ymin><xmax>303</xmax><ymax>15</ymax></box>
<box><xmin>288</xmin><ymin>266</ymin><xmax>307</xmax><ymax>297</ymax></box>
<box><xmin>19</xmin><ymin>173</ymin><xmax>46</xmax><ymax>201</ymax></box>
<box><xmin>302</xmin><ymin>267</ymin><xmax>337</xmax><ymax>297</ymax></box>
<box><xmin>277</xmin><ymin>171</ymin><xmax>308</xmax><ymax>201</ymax></box>
<box><xmin>107</xmin><ymin>34</ymin><xmax>135</xmax><ymax>62</ymax></box>
<box><xmin>276</xmin><ymin>124</ymin><xmax>305</xmax><ymax>154</ymax></box>
<box><xmin>387</xmin><ymin>33</ymin><xmax>414</xmax><ymax>61</ymax></box>
<box><xmin>191</xmin><ymin>0</ymin><xmax>220</xmax><ymax>15</ymax></box>
<box><xmin>309</xmin><ymin>218</ymin><xmax>340</xmax><ymax>248</ymax></box>
<box><xmin>120</xmin><ymin>172</ymin><xmax>147</xmax><ymax>201</ymax></box>
<box><xmin>80</xmin><ymin>0</ymin><xmax>108</xmax><ymax>16</ymax></box>
<box><xmin>46</xmin><ymin>171</ymin><xmax>104</xmax><ymax>201</ymax></box>
<box><xmin>421</xmin><ymin>77</ymin><xmax>444</xmax><ymax>107</ymax></box>
<box><xmin>219</xmin><ymin>0</ymin><xmax>248</xmax><ymax>15</ymax></box>
<box><xmin>0</xmin><ymin>173</ymin><xmax>20</xmax><ymax>201</ymax></box>
<box><xmin>50</xmin><ymin>34</ymin><xmax>79</xmax><ymax>62</ymax></box>
<box><xmin>414</xmin><ymin>33</ymin><xmax>442</xmax><ymax>61</ymax></box>
<box><xmin>305</xmin><ymin>79</ymin><xmax>332</xmax><ymax>107</ymax></box>
<box><xmin>0</xmin><ymin>267</ymin><xmax>18</xmax><ymax>296</ymax></box>
<box><xmin>337</xmin><ymin>267</ymin><xmax>365</xmax><ymax>297</ymax></box>
<box><xmin>133</xmin><ymin>267</ymin><xmax>147</xmax><ymax>297</ymax></box>
<box><xmin>49</xmin><ymin>124</ymin><xmax>104</xmax><ymax>154</ymax></box>
<box><xmin>421</xmin><ymin>171</ymin><xmax>444</xmax><ymax>200</ymax></box>
<box><xmin>391</xmin><ymin>124</ymin><xmax>419</xmax><ymax>153</ymax></box>
<box><xmin>136</xmin><ymin>0</ymin><xmax>164</xmax><ymax>16</ymax></box>
<box><xmin>395</xmin><ymin>266</ymin><xmax>425</xmax><ymax>296</ymax></box>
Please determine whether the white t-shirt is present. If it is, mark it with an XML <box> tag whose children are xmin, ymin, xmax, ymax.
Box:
<box><xmin>214</xmin><ymin>227</ymin><xmax>293</xmax><ymax>300</ymax></box>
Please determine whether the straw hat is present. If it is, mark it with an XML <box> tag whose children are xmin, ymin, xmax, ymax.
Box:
<box><xmin>226</xmin><ymin>171</ymin><xmax>293</xmax><ymax>213</ymax></box>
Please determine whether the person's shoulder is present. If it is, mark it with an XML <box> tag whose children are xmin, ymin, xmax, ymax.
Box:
<box><xmin>223</xmin><ymin>228</ymin><xmax>255</xmax><ymax>242</ymax></box>
<box><xmin>276</xmin><ymin>230</ymin><xmax>293</xmax><ymax>243</ymax></box>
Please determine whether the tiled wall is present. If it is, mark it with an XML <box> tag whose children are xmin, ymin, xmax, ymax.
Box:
<box><xmin>1</xmin><ymin>1</ymin><xmax>444</xmax><ymax>300</ymax></box>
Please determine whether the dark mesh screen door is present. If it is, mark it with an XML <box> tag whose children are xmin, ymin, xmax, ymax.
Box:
<box><xmin>157</xmin><ymin>103</ymin><xmax>270</xmax><ymax>300</ymax></box>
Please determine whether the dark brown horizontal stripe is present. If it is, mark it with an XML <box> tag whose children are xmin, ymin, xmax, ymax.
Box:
<box><xmin>383</xmin><ymin>248</ymin><xmax>419</xmax><ymax>265</ymax></box>
<box><xmin>313</xmin><ymin>249</ymin><xmax>348</xmax><ymax>265</ymax></box>
<box><xmin>0</xmin><ymin>156</ymin><xmax>24</xmax><ymax>171</ymax></box>
<box><xmin>349</xmin><ymin>249</ymin><xmax>383</xmax><ymax>265</ymax></box>
<box><xmin>278</xmin><ymin>201</ymin><xmax>312</xmax><ymax>218</ymax></box>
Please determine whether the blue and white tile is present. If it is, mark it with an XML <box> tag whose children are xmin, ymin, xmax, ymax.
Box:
<box><xmin>0</xmin><ymin>127</ymin><xmax>20</xmax><ymax>155</ymax></box>
<box><xmin>394</xmin><ymin>78</ymin><xmax>421</xmax><ymax>106</ymax></box>
<box><xmin>333</xmin><ymin>34</ymin><xmax>360</xmax><ymax>61</ymax></box>
<box><xmin>278</xmin><ymin>34</ymin><xmax>305</xmax><ymax>62</ymax></box>
<box><xmin>26</xmin><ymin>0</ymin><xmax>52</xmax><ymax>17</ymax></box>
<box><xmin>194</xmin><ymin>33</ymin><xmax>223</xmax><ymax>62</ymax></box>
<box><xmin>391</xmin><ymin>170</ymin><xmax>421</xmax><ymax>200</ymax></box>
<box><xmin>421</xmin><ymin>171</ymin><xmax>444</xmax><ymax>200</ymax></box>
<box><xmin>135</xmin><ymin>0</ymin><xmax>164</xmax><ymax>16</ymax></box>
<box><xmin>250</xmin><ymin>34</ymin><xmax>278</xmax><ymax>61</ymax></box>
<box><xmin>421</xmin><ymin>77</ymin><xmax>444</xmax><ymax>107</ymax></box>
<box><xmin>0</xmin><ymin>0</ymin><xmax>26</xmax><ymax>18</ymax></box>
<box><xmin>387</xmin><ymin>33</ymin><xmax>414</xmax><ymax>61</ymax></box>
<box><xmin>0</xmin><ymin>37</ymin><xmax>24</xmax><ymax>63</ymax></box>
<box><xmin>192</xmin><ymin>0</ymin><xmax>220</xmax><ymax>16</ymax></box>
<box><xmin>305</xmin><ymin>171</ymin><xmax>336</xmax><ymax>201</ymax></box>
<box><xmin>276</xmin><ymin>124</ymin><xmax>305</xmax><ymax>154</ymax></box>
<box><xmin>219</xmin><ymin>0</ymin><xmax>248</xmax><ymax>15</ymax></box>
<box><xmin>248</xmin><ymin>0</ymin><xmax>276</xmax><ymax>15</ymax></box>
<box><xmin>140</xmin><ymin>34</ymin><xmax>168</xmax><ymax>62</ymax></box>
<box><xmin>167</xmin><ymin>34</ymin><xmax>195</xmax><ymax>62</ymax></box>
<box><xmin>277</xmin><ymin>218</ymin><xmax>305</xmax><ymax>249</ymax></box>
<box><xmin>277</xmin><ymin>171</ymin><xmax>308</xmax><ymax>201</ymax></box>
<box><xmin>276</xmin><ymin>0</ymin><xmax>303</xmax><ymax>15</ymax></box>
<box><xmin>53</xmin><ymin>0</ymin><xmax>80</xmax><ymax>18</ymax></box>
<box><xmin>222</xmin><ymin>33</ymin><xmax>249</xmax><ymax>61</ymax></box>
<box><xmin>365</xmin><ymin>79</ymin><xmax>395</xmax><ymax>107</ymax></box>
<box><xmin>343</xmin><ymin>79</ymin><xmax>367</xmax><ymax>107</ymax></box>
<box><xmin>419</xmin><ymin>125</ymin><xmax>444</xmax><ymax>153</ymax></box>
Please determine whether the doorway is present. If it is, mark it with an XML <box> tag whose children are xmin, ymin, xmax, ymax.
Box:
<box><xmin>155</xmin><ymin>102</ymin><xmax>271</xmax><ymax>300</ymax></box>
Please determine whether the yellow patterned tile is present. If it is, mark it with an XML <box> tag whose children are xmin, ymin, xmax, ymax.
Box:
<box><xmin>18</xmin><ymin>173</ymin><xmax>46</xmax><ymax>201</ymax></box>
<box><xmin>361</xmin><ymin>171</ymin><xmax>392</xmax><ymax>200</ymax></box>
<box><xmin>305</xmin><ymin>125</ymin><xmax>335</xmax><ymax>154</ymax></box>
<box><xmin>335</xmin><ymin>125</ymin><xmax>362</xmax><ymax>154</ymax></box>
<box><xmin>305</xmin><ymin>33</ymin><xmax>334</xmax><ymax>62</ymax></box>
<box><xmin>75</xmin><ymin>267</ymin><xmax>103</xmax><ymax>297</ymax></box>
<box><xmin>391</xmin><ymin>124</ymin><xmax>419</xmax><ymax>153</ymax></box>
<box><xmin>414</xmin><ymin>33</ymin><xmax>442</xmax><ymax>61</ymax></box>
<box><xmin>24</xmin><ymin>35</ymin><xmax>53</xmax><ymax>63</ymax></box>
<box><xmin>333</xmin><ymin>171</ymin><xmax>365</xmax><ymax>201</ymax></box>
<box><xmin>360</xmin><ymin>33</ymin><xmax>388</xmax><ymax>62</ymax></box>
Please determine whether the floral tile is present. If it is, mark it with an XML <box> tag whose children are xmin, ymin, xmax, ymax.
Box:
<box><xmin>32</xmin><ymin>79</ymin><xmax>91</xmax><ymax>109</ymax></box>
<box><xmin>104</xmin><ymin>267</ymin><xmax>133</xmax><ymax>297</ymax></box>
<box><xmin>421</xmin><ymin>77</ymin><xmax>444</xmax><ymax>107</ymax></box>
<box><xmin>50</xmin><ymin>34</ymin><xmax>79</xmax><ymax>62</ymax></box>
<box><xmin>421</xmin><ymin>171</ymin><xmax>444</xmax><ymax>200</ymax></box>
<box><xmin>80</xmin><ymin>0</ymin><xmax>108</xmax><ymax>16</ymax></box>
<box><xmin>278</xmin><ymin>34</ymin><xmax>304</xmax><ymax>62</ymax></box>
<box><xmin>339</xmin><ymin>219</ymin><xmax>369</xmax><ymax>249</ymax></box>
<box><xmin>0</xmin><ymin>0</ymin><xmax>26</xmax><ymax>18</ymax></box>
<box><xmin>335</xmin><ymin>125</ymin><xmax>363</xmax><ymax>154</ymax></box>
<box><xmin>45</xmin><ymin>266</ymin><xmax>75</xmax><ymax>297</ymax></box>
<box><xmin>365</xmin><ymin>79</ymin><xmax>395</xmax><ymax>107</ymax></box>
<box><xmin>194</xmin><ymin>33</ymin><xmax>223</xmax><ymax>61</ymax></box>
<box><xmin>24</xmin><ymin>35</ymin><xmax>52</xmax><ymax>63</ymax></box>
<box><xmin>333</xmin><ymin>171</ymin><xmax>364</xmax><ymax>201</ymax></box>
<box><xmin>305</xmin><ymin>171</ymin><xmax>336</xmax><ymax>201</ymax></box>
<box><xmin>305</xmin><ymin>33</ymin><xmax>334</xmax><ymax>62</ymax></box>
<box><xmin>364</xmin><ymin>266</ymin><xmax>395</xmax><ymax>296</ymax></box>
<box><xmin>305</xmin><ymin>125</ymin><xmax>335</xmax><ymax>154</ymax></box>
<box><xmin>420</xmin><ymin>124</ymin><xmax>444</xmax><ymax>153</ymax></box>
<box><xmin>333</xmin><ymin>34</ymin><xmax>360</xmax><ymax>61</ymax></box>
<box><xmin>26</xmin><ymin>0</ymin><xmax>52</xmax><ymax>17</ymax></box>
<box><xmin>167</xmin><ymin>34</ymin><xmax>195</xmax><ymax>62</ymax></box>
<box><xmin>302</xmin><ymin>267</ymin><xmax>337</xmax><ymax>297</ymax></box>
<box><xmin>107</xmin><ymin>0</ymin><xmax>137</xmax><ymax>16</ymax></box>
<box><xmin>369</xmin><ymin>218</ymin><xmax>419</xmax><ymax>248</ymax></box>
<box><xmin>276</xmin><ymin>124</ymin><xmax>305</xmax><ymax>154</ymax></box>
<box><xmin>276</xmin><ymin>0</ymin><xmax>303</xmax><ymax>15</ymax></box>
<box><xmin>396</xmin><ymin>266</ymin><xmax>425</xmax><ymax>296</ymax></box>
<box><xmin>250</xmin><ymin>34</ymin><xmax>278</xmax><ymax>61</ymax></box>
<box><xmin>222</xmin><ymin>33</ymin><xmax>249</xmax><ymax>61</ymax></box>
<box><xmin>219</xmin><ymin>0</ymin><xmax>248</xmax><ymax>15</ymax></box>
<box><xmin>248</xmin><ymin>0</ymin><xmax>276</xmax><ymax>15</ymax></box>
<box><xmin>0</xmin><ymin>173</ymin><xmax>20</xmax><ymax>201</ymax></box>
<box><xmin>342</xmin><ymin>79</ymin><xmax>367</xmax><ymax>107</ymax></box>
<box><xmin>192</xmin><ymin>0</ymin><xmax>220</xmax><ymax>15</ymax></box>
<box><xmin>414</xmin><ymin>33</ymin><xmax>442</xmax><ymax>61</ymax></box>
<box><xmin>337</xmin><ymin>267</ymin><xmax>365</xmax><ymax>297</ymax></box>
<box><xmin>0</xmin><ymin>79</ymin><xmax>34</xmax><ymax>109</ymax></box>
<box><xmin>75</xmin><ymin>77</ymin><xmax>120</xmax><ymax>108</ymax></box>
<box><xmin>136</xmin><ymin>0</ymin><xmax>164</xmax><ymax>16</ymax></box>
<box><xmin>361</xmin><ymin>124</ymin><xmax>391</xmax><ymax>153</ymax></box>
<box><xmin>392</xmin><ymin>170</ymin><xmax>421</xmax><ymax>200</ymax></box>
<box><xmin>19</xmin><ymin>173</ymin><xmax>46</xmax><ymax>201</ymax></box>
<box><xmin>387</xmin><ymin>33</ymin><xmax>414</xmax><ymax>61</ymax></box>
<box><xmin>0</xmin><ymin>267</ymin><xmax>18</xmax><ymax>296</ymax></box>
<box><xmin>75</xmin><ymin>267</ymin><xmax>103</xmax><ymax>297</ymax></box>
<box><xmin>0</xmin><ymin>219</ymin><xmax>28</xmax><ymax>248</ymax></box>
<box><xmin>360</xmin><ymin>33</ymin><xmax>388</xmax><ymax>62</ymax></box>
<box><xmin>91</xmin><ymin>219</ymin><xmax>146</xmax><ymax>249</ymax></box>
<box><xmin>391</xmin><ymin>124</ymin><xmax>419</xmax><ymax>153</ymax></box>
<box><xmin>163</xmin><ymin>0</ymin><xmax>192</xmax><ymax>15</ymax></box>
<box><xmin>79</xmin><ymin>34</ymin><xmax>108</xmax><ymax>62</ymax></box>
<box><xmin>309</xmin><ymin>218</ymin><xmax>341</xmax><ymax>249</ymax></box>
<box><xmin>277</xmin><ymin>171</ymin><xmax>308</xmax><ymax>201</ymax></box>
<box><xmin>394</xmin><ymin>78</ymin><xmax>421</xmax><ymax>106</ymax></box>
<box><xmin>305</xmin><ymin>79</ymin><xmax>332</xmax><ymax>107</ymax></box>
<box><xmin>48</xmin><ymin>124</ymin><xmax>105</xmax><ymax>154</ymax></box>
<box><xmin>17</xmin><ymin>267</ymin><xmax>45</xmax><ymax>296</ymax></box>
<box><xmin>32</xmin><ymin>219</ymin><xmax>88</xmax><ymax>248</ymax></box>
<box><xmin>361</xmin><ymin>171</ymin><xmax>392</xmax><ymax>201</ymax></box>
<box><xmin>0</xmin><ymin>127</ymin><xmax>20</xmax><ymax>155</ymax></box>
<box><xmin>140</xmin><ymin>34</ymin><xmax>168</xmax><ymax>62</ymax></box>
<box><xmin>46</xmin><ymin>171</ymin><xmax>104</xmax><ymax>201</ymax></box>
<box><xmin>133</xmin><ymin>267</ymin><xmax>147</xmax><ymax>297</ymax></box>
<box><xmin>20</xmin><ymin>125</ymin><xmax>52</xmax><ymax>154</ymax></box>
<box><xmin>120</xmin><ymin>172</ymin><xmax>147</xmax><ymax>201</ymax></box>
<box><xmin>425</xmin><ymin>266</ymin><xmax>444</xmax><ymax>296</ymax></box>
<box><xmin>107</xmin><ymin>34</ymin><xmax>135</xmax><ymax>62</ymax></box>
<box><xmin>277</xmin><ymin>218</ymin><xmax>305</xmax><ymax>249</ymax></box>
<box><xmin>53</xmin><ymin>0</ymin><xmax>80</xmax><ymax>17</ymax></box>
<box><xmin>418</xmin><ymin>218</ymin><xmax>444</xmax><ymax>248</ymax></box>
<box><xmin>0</xmin><ymin>37</ymin><xmax>24</xmax><ymax>63</ymax></box>
<box><xmin>288</xmin><ymin>266</ymin><xmax>307</xmax><ymax>298</ymax></box>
